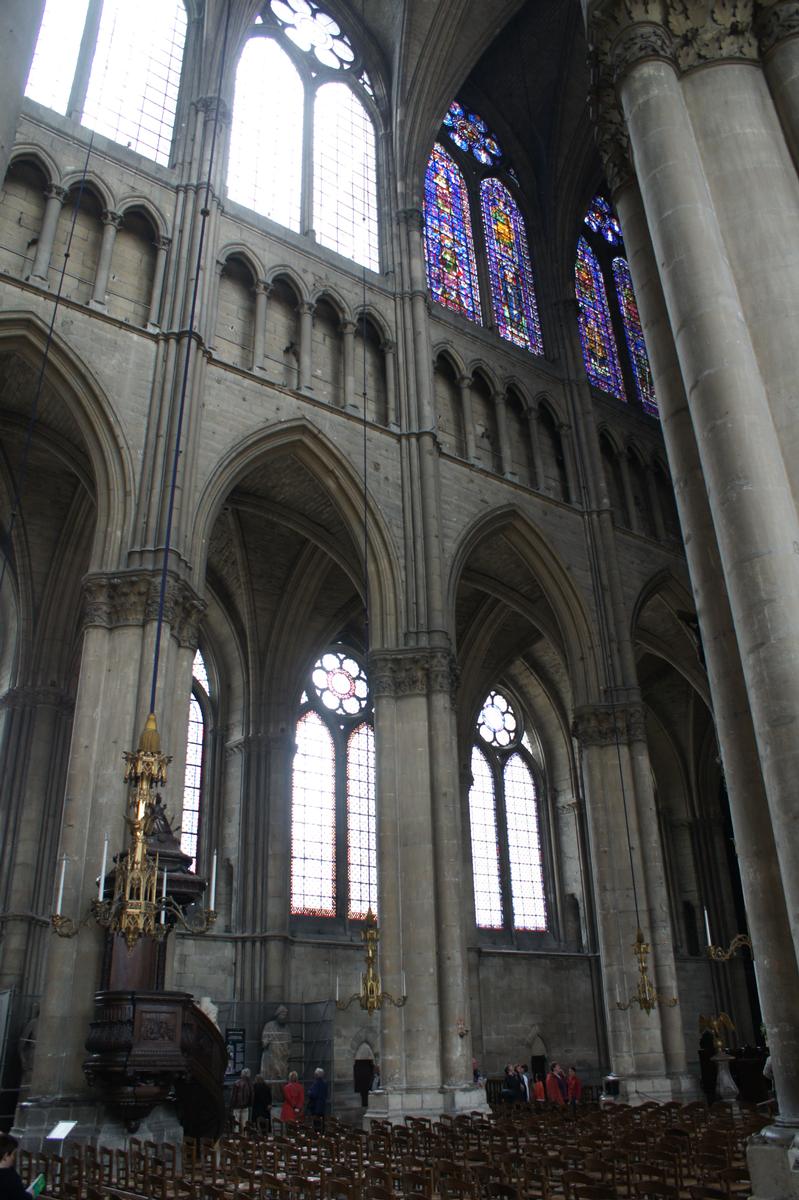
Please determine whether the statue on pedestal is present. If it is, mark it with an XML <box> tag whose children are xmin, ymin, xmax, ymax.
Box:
<box><xmin>260</xmin><ymin>1005</ymin><xmax>291</xmax><ymax>1102</ymax></box>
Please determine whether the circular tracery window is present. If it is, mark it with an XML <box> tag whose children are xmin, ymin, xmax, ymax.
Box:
<box><xmin>270</xmin><ymin>0</ymin><xmax>355</xmax><ymax>69</ymax></box>
<box><xmin>477</xmin><ymin>690</ymin><xmax>519</xmax><ymax>748</ymax></box>
<box><xmin>311</xmin><ymin>650</ymin><xmax>369</xmax><ymax>715</ymax></box>
<box><xmin>443</xmin><ymin>101</ymin><xmax>502</xmax><ymax>166</ymax></box>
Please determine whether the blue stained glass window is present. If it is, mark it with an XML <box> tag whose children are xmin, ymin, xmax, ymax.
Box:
<box><xmin>443</xmin><ymin>100</ymin><xmax>502</xmax><ymax>165</ymax></box>
<box><xmin>480</xmin><ymin>178</ymin><xmax>543</xmax><ymax>354</ymax></box>
<box><xmin>613</xmin><ymin>257</ymin><xmax>658</xmax><ymax>416</ymax></box>
<box><xmin>584</xmin><ymin>194</ymin><xmax>623</xmax><ymax>245</ymax></box>
<box><xmin>576</xmin><ymin>236</ymin><xmax>625</xmax><ymax>400</ymax></box>
<box><xmin>423</xmin><ymin>144</ymin><xmax>482</xmax><ymax>323</ymax></box>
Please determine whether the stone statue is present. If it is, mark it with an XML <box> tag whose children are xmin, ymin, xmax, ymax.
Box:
<box><xmin>198</xmin><ymin>996</ymin><xmax>219</xmax><ymax>1028</ymax></box>
<box><xmin>260</xmin><ymin>1004</ymin><xmax>291</xmax><ymax>1087</ymax></box>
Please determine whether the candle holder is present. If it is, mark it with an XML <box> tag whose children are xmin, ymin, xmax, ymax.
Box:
<box><xmin>616</xmin><ymin>928</ymin><xmax>679</xmax><ymax>1015</ymax></box>
<box><xmin>335</xmin><ymin>908</ymin><xmax>407</xmax><ymax>1015</ymax></box>
<box><xmin>706</xmin><ymin>933</ymin><xmax>753</xmax><ymax>962</ymax></box>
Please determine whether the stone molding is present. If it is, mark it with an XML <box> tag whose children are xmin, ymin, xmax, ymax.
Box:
<box><xmin>571</xmin><ymin>702</ymin><xmax>647</xmax><ymax>746</ymax></box>
<box><xmin>611</xmin><ymin>20</ymin><xmax>676</xmax><ymax>81</ymax></box>
<box><xmin>0</xmin><ymin>685</ymin><xmax>74</xmax><ymax>713</ymax></box>
<box><xmin>369</xmin><ymin>647</ymin><xmax>459</xmax><ymax>699</ymax></box>
<box><xmin>82</xmin><ymin>571</ymin><xmax>206</xmax><ymax>649</ymax></box>
<box><xmin>755</xmin><ymin>0</ymin><xmax>799</xmax><ymax>54</ymax></box>
<box><xmin>591</xmin><ymin>81</ymin><xmax>634</xmax><ymax>194</ymax></box>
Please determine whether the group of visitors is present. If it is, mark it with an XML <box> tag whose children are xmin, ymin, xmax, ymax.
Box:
<box><xmin>229</xmin><ymin>1067</ymin><xmax>329</xmax><ymax>1133</ymax></box>
<box><xmin>502</xmin><ymin>1062</ymin><xmax>582</xmax><ymax>1110</ymax></box>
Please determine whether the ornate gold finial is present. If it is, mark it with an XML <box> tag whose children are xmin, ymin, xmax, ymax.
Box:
<box><xmin>138</xmin><ymin>711</ymin><xmax>161</xmax><ymax>753</ymax></box>
<box><xmin>617</xmin><ymin>928</ymin><xmax>679</xmax><ymax>1015</ymax></box>
<box><xmin>336</xmin><ymin>907</ymin><xmax>407</xmax><ymax>1015</ymax></box>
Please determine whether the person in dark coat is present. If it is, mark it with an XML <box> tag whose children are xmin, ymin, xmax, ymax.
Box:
<box><xmin>307</xmin><ymin>1066</ymin><xmax>329</xmax><ymax>1132</ymax></box>
<box><xmin>251</xmin><ymin>1073</ymin><xmax>271</xmax><ymax>1130</ymax></box>
<box><xmin>0</xmin><ymin>1135</ymin><xmax>33</xmax><ymax>1200</ymax></box>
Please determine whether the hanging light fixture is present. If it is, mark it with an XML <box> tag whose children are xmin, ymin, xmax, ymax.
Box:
<box><xmin>616</xmin><ymin>927</ymin><xmax>678</xmax><ymax>1015</ymax></box>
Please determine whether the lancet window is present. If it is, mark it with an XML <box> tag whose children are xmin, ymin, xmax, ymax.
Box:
<box><xmin>228</xmin><ymin>1</ymin><xmax>378</xmax><ymax>270</ymax></box>
<box><xmin>577</xmin><ymin>196</ymin><xmax>658</xmax><ymax>415</ymax></box>
<box><xmin>468</xmin><ymin>690</ymin><xmax>548</xmax><ymax>934</ymax></box>
<box><xmin>291</xmin><ymin>648</ymin><xmax>377</xmax><ymax>921</ymax></box>
<box><xmin>182</xmin><ymin>649</ymin><xmax>210</xmax><ymax>870</ymax></box>
<box><xmin>26</xmin><ymin>0</ymin><xmax>187</xmax><ymax>167</ymax></box>
<box><xmin>423</xmin><ymin>102</ymin><xmax>544</xmax><ymax>356</ymax></box>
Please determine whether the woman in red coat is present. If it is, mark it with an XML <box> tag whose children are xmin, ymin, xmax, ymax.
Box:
<box><xmin>545</xmin><ymin>1063</ymin><xmax>565</xmax><ymax>1104</ymax></box>
<box><xmin>280</xmin><ymin>1071</ymin><xmax>305</xmax><ymax>1122</ymax></box>
<box><xmin>567</xmin><ymin>1065</ymin><xmax>583</xmax><ymax>1110</ymax></box>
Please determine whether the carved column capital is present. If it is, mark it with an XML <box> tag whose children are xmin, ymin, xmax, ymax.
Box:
<box><xmin>611</xmin><ymin>20</ymin><xmax>676</xmax><ymax>81</ymax></box>
<box><xmin>296</xmin><ymin>300</ymin><xmax>315</xmax><ymax>317</ymax></box>
<box><xmin>44</xmin><ymin>184</ymin><xmax>67</xmax><ymax>204</ymax></box>
<box><xmin>102</xmin><ymin>210</ymin><xmax>123</xmax><ymax>229</ymax></box>
<box><xmin>666</xmin><ymin>1</ymin><xmax>758</xmax><ymax>70</ymax></box>
<box><xmin>571</xmin><ymin>702</ymin><xmax>647</xmax><ymax>746</ymax></box>
<box><xmin>82</xmin><ymin>571</ymin><xmax>206</xmax><ymax>649</ymax></box>
<box><xmin>369</xmin><ymin>647</ymin><xmax>459</xmax><ymax>700</ymax></box>
<box><xmin>590</xmin><ymin>80</ymin><xmax>635</xmax><ymax>194</ymax></box>
<box><xmin>154</xmin><ymin>234</ymin><xmax>171</xmax><ymax>253</ymax></box>
<box><xmin>755</xmin><ymin>0</ymin><xmax>799</xmax><ymax>54</ymax></box>
<box><xmin>0</xmin><ymin>685</ymin><xmax>74</xmax><ymax>713</ymax></box>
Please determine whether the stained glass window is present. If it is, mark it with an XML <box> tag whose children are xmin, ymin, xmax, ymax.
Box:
<box><xmin>505</xmin><ymin>753</ymin><xmax>547</xmax><ymax>930</ymax></box>
<box><xmin>291</xmin><ymin>649</ymin><xmax>376</xmax><ymax>919</ymax></box>
<box><xmin>480</xmin><ymin>178</ymin><xmax>543</xmax><ymax>354</ymax></box>
<box><xmin>347</xmin><ymin>724</ymin><xmax>377</xmax><ymax>918</ymax></box>
<box><xmin>443</xmin><ymin>101</ymin><xmax>502</xmax><ymax>166</ymax></box>
<box><xmin>291</xmin><ymin>710</ymin><xmax>337</xmax><ymax>916</ymax></box>
<box><xmin>313</xmin><ymin>82</ymin><xmax>378</xmax><ymax>269</ymax></box>
<box><xmin>613</xmin><ymin>257</ymin><xmax>658</xmax><ymax>416</ymax></box>
<box><xmin>26</xmin><ymin>0</ymin><xmax>187</xmax><ymax>166</ymax></box>
<box><xmin>575</xmin><ymin>236</ymin><xmax>625</xmax><ymax>400</ymax></box>
<box><xmin>181</xmin><ymin>648</ymin><xmax>209</xmax><ymax>869</ymax></box>
<box><xmin>423</xmin><ymin>144</ymin><xmax>482</xmax><ymax>323</ymax></box>
<box><xmin>584</xmin><ymin>194</ymin><xmax>623</xmax><ymax>245</ymax></box>
<box><xmin>468</xmin><ymin>690</ymin><xmax>549</xmax><ymax>934</ymax></box>
<box><xmin>271</xmin><ymin>0</ymin><xmax>355</xmax><ymax>69</ymax></box>
<box><xmin>469</xmin><ymin>747</ymin><xmax>504</xmax><ymax>928</ymax></box>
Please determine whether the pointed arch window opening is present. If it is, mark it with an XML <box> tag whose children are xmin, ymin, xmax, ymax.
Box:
<box><xmin>228</xmin><ymin>5</ymin><xmax>378</xmax><ymax>268</ymax></box>
<box><xmin>291</xmin><ymin>649</ymin><xmax>377</xmax><ymax>920</ymax></box>
<box><xmin>26</xmin><ymin>0</ymin><xmax>187</xmax><ymax>167</ymax></box>
<box><xmin>613</xmin><ymin>256</ymin><xmax>658</xmax><ymax>416</ymax></box>
<box><xmin>576</xmin><ymin>235</ymin><xmax>626</xmax><ymax>402</ymax></box>
<box><xmin>423</xmin><ymin>144</ymin><xmax>483</xmax><ymax>323</ymax></box>
<box><xmin>480</xmin><ymin>178</ymin><xmax>543</xmax><ymax>354</ymax></box>
<box><xmin>468</xmin><ymin>690</ymin><xmax>549</xmax><ymax>934</ymax></box>
<box><xmin>181</xmin><ymin>648</ymin><xmax>210</xmax><ymax>870</ymax></box>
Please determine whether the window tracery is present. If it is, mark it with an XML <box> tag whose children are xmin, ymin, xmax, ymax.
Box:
<box><xmin>291</xmin><ymin>648</ymin><xmax>377</xmax><ymax>920</ymax></box>
<box><xmin>468</xmin><ymin>690</ymin><xmax>548</xmax><ymax>934</ymax></box>
<box><xmin>181</xmin><ymin>648</ymin><xmax>210</xmax><ymax>870</ymax></box>
<box><xmin>26</xmin><ymin>0</ymin><xmax>187</xmax><ymax>167</ymax></box>
<box><xmin>228</xmin><ymin>3</ymin><xmax>378</xmax><ymax>270</ymax></box>
<box><xmin>576</xmin><ymin>235</ymin><xmax>626</xmax><ymax>401</ymax></box>
<box><xmin>480</xmin><ymin>179</ymin><xmax>543</xmax><ymax>353</ymax></box>
<box><xmin>423</xmin><ymin>144</ymin><xmax>482</xmax><ymax>322</ymax></box>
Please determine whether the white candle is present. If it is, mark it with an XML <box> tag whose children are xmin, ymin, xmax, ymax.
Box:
<box><xmin>209</xmin><ymin>849</ymin><xmax>217</xmax><ymax>909</ymax></box>
<box><xmin>704</xmin><ymin>907</ymin><xmax>712</xmax><ymax>946</ymax></box>
<box><xmin>161</xmin><ymin>868</ymin><xmax>168</xmax><ymax>925</ymax></box>
<box><xmin>98</xmin><ymin>835</ymin><xmax>109</xmax><ymax>900</ymax></box>
<box><xmin>401</xmin><ymin>970</ymin><xmax>406</xmax><ymax>996</ymax></box>
<box><xmin>55</xmin><ymin>855</ymin><xmax>66</xmax><ymax>915</ymax></box>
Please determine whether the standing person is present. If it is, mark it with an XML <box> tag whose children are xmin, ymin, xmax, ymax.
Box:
<box><xmin>555</xmin><ymin>1063</ymin><xmax>568</xmax><ymax>1103</ymax></box>
<box><xmin>501</xmin><ymin>1064</ymin><xmax>521</xmax><ymax>1103</ymax></box>
<box><xmin>251</xmin><ymin>1073</ymin><xmax>271</xmax><ymax>1130</ymax></box>
<box><xmin>230</xmin><ymin>1067</ymin><xmax>253</xmax><ymax>1132</ymax></box>
<box><xmin>533</xmin><ymin>1074</ymin><xmax>545</xmax><ymax>1102</ymax></box>
<box><xmin>519</xmin><ymin>1063</ymin><xmax>531</xmax><ymax>1103</ymax></box>
<box><xmin>546</xmin><ymin>1062</ymin><xmax>565</xmax><ymax>1105</ymax></box>
<box><xmin>307</xmin><ymin>1067</ymin><xmax>328</xmax><ymax>1132</ymax></box>
<box><xmin>0</xmin><ymin>1135</ymin><xmax>35</xmax><ymax>1200</ymax></box>
<box><xmin>567</xmin><ymin>1065</ymin><xmax>582</xmax><ymax>1111</ymax></box>
<box><xmin>280</xmin><ymin>1070</ymin><xmax>305</xmax><ymax>1123</ymax></box>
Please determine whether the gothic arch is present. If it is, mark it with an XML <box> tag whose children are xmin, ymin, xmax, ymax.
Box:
<box><xmin>117</xmin><ymin>196</ymin><xmax>169</xmax><ymax>239</ymax></box>
<box><xmin>192</xmin><ymin>419</ymin><xmax>403</xmax><ymax>647</ymax></box>
<box><xmin>7</xmin><ymin>145</ymin><xmax>58</xmax><ymax>188</ymax></box>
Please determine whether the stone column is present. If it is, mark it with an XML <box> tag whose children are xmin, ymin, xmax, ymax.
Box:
<box><xmin>617</xmin><ymin>449</ymin><xmax>637</xmax><ymax>532</ymax></box>
<box><xmin>458</xmin><ymin>376</ymin><xmax>476</xmax><ymax>463</ymax></box>
<box><xmin>0</xmin><ymin>0</ymin><xmax>46</xmax><ymax>182</ymax></box>
<box><xmin>528</xmin><ymin>407</ymin><xmax>545</xmax><ymax>492</ymax></box>
<box><xmin>146</xmin><ymin>235</ymin><xmax>170</xmax><ymax>330</ymax></box>
<box><xmin>28</xmin><ymin>185</ymin><xmax>65</xmax><ymax>284</ymax></box>
<box><xmin>297</xmin><ymin>301</ymin><xmax>314</xmax><ymax>393</ymax></box>
<box><xmin>612</xmin><ymin>173</ymin><xmax>799</xmax><ymax>1128</ymax></box>
<box><xmin>367</xmin><ymin>649</ymin><xmax>484</xmax><ymax>1120</ymax></box>
<box><xmin>341</xmin><ymin>319</ymin><xmax>356</xmax><ymax>410</ymax></box>
<box><xmin>14</xmin><ymin>571</ymin><xmax>204</xmax><ymax>1146</ymax></box>
<box><xmin>614</xmin><ymin>23</ymin><xmax>799</xmax><ymax>965</ymax></box>
<box><xmin>252</xmin><ymin>281</ymin><xmax>270</xmax><ymax>374</ymax></box>
<box><xmin>89</xmin><ymin>210</ymin><xmax>122</xmax><ymax>309</ymax></box>
<box><xmin>645</xmin><ymin>465</ymin><xmax>667</xmax><ymax>542</ymax></box>
<box><xmin>382</xmin><ymin>339</ymin><xmax>397</xmax><ymax>427</ymax></box>
<box><xmin>493</xmin><ymin>391</ymin><xmax>512</xmax><ymax>477</ymax></box>
<box><xmin>757</xmin><ymin>1</ymin><xmax>799</xmax><ymax>170</ymax></box>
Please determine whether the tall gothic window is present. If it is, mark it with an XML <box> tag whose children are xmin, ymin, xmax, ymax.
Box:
<box><xmin>577</xmin><ymin>196</ymin><xmax>658</xmax><ymax>415</ymax></box>
<box><xmin>468</xmin><ymin>690</ymin><xmax>547</xmax><ymax>933</ymax></box>
<box><xmin>228</xmin><ymin>1</ymin><xmax>378</xmax><ymax>271</ymax></box>
<box><xmin>291</xmin><ymin>648</ymin><xmax>377</xmax><ymax>919</ymax></box>
<box><xmin>423</xmin><ymin>100</ymin><xmax>544</xmax><ymax>356</ymax></box>
<box><xmin>26</xmin><ymin>0</ymin><xmax>187</xmax><ymax>166</ymax></box>
<box><xmin>182</xmin><ymin>649</ymin><xmax>210</xmax><ymax>870</ymax></box>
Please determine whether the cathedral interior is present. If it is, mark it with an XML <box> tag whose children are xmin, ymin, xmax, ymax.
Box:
<box><xmin>1</xmin><ymin>0</ymin><xmax>798</xmax><ymax>1192</ymax></box>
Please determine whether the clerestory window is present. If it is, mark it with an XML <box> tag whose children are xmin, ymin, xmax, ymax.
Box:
<box><xmin>290</xmin><ymin>648</ymin><xmax>377</xmax><ymax>921</ymax></box>
<box><xmin>423</xmin><ymin>101</ymin><xmax>543</xmax><ymax>355</ymax></box>
<box><xmin>577</xmin><ymin>196</ymin><xmax>658</xmax><ymax>416</ymax></box>
<box><xmin>26</xmin><ymin>0</ymin><xmax>187</xmax><ymax>167</ymax></box>
<box><xmin>468</xmin><ymin>690</ymin><xmax>548</xmax><ymax>934</ymax></box>
<box><xmin>227</xmin><ymin>0</ymin><xmax>379</xmax><ymax>271</ymax></box>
